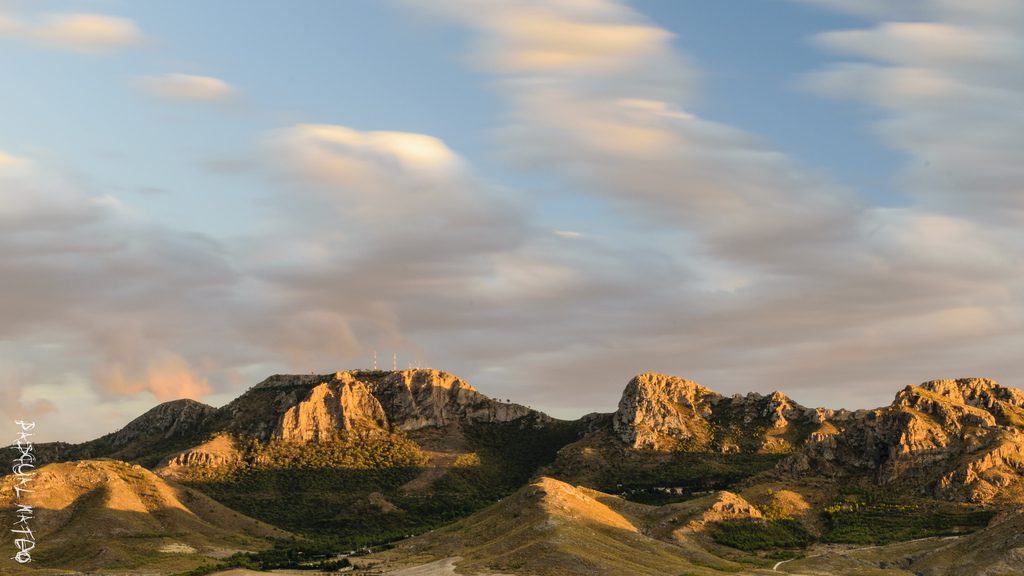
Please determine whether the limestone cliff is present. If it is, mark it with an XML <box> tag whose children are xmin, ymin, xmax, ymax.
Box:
<box><xmin>786</xmin><ymin>377</ymin><xmax>1024</xmax><ymax>503</ymax></box>
<box><xmin>611</xmin><ymin>372</ymin><xmax>837</xmax><ymax>453</ymax></box>
<box><xmin>274</xmin><ymin>373</ymin><xmax>388</xmax><ymax>441</ymax></box>
<box><xmin>215</xmin><ymin>368</ymin><xmax>538</xmax><ymax>442</ymax></box>
<box><xmin>613</xmin><ymin>373</ymin><xmax>719</xmax><ymax>450</ymax></box>
<box><xmin>365</xmin><ymin>369</ymin><xmax>536</xmax><ymax>431</ymax></box>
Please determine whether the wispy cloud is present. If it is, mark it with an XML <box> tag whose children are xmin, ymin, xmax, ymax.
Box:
<box><xmin>139</xmin><ymin>73</ymin><xmax>235</xmax><ymax>102</ymax></box>
<box><xmin>4</xmin><ymin>1</ymin><xmax>1024</xmax><ymax>443</ymax></box>
<box><xmin>31</xmin><ymin>13</ymin><xmax>143</xmax><ymax>53</ymax></box>
<box><xmin>803</xmin><ymin>1</ymin><xmax>1024</xmax><ymax>221</ymax></box>
<box><xmin>393</xmin><ymin>0</ymin><xmax>1024</xmax><ymax>414</ymax></box>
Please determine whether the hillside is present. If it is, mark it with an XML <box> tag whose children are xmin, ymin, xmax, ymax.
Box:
<box><xmin>0</xmin><ymin>459</ymin><xmax>288</xmax><ymax>574</ymax></box>
<box><xmin>359</xmin><ymin>478</ymin><xmax>1017</xmax><ymax>576</ymax></box>
<box><xmin>363</xmin><ymin>476</ymin><xmax>758</xmax><ymax>575</ymax></box>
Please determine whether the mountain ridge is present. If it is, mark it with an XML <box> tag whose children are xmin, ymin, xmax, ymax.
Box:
<box><xmin>5</xmin><ymin>369</ymin><xmax>1024</xmax><ymax>574</ymax></box>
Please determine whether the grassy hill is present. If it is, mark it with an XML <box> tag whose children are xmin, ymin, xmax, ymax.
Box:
<box><xmin>0</xmin><ymin>459</ymin><xmax>288</xmax><ymax>574</ymax></box>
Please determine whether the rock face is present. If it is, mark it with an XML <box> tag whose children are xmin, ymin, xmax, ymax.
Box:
<box><xmin>275</xmin><ymin>373</ymin><xmax>388</xmax><ymax>441</ymax></box>
<box><xmin>613</xmin><ymin>373</ymin><xmax>719</xmax><ymax>450</ymax></box>
<box><xmin>160</xmin><ymin>433</ymin><xmax>241</xmax><ymax>477</ymax></box>
<box><xmin>605</xmin><ymin>373</ymin><xmax>1024</xmax><ymax>504</ymax></box>
<box><xmin>215</xmin><ymin>368</ymin><xmax>538</xmax><ymax>443</ymax></box>
<box><xmin>612</xmin><ymin>372</ymin><xmax>837</xmax><ymax>453</ymax></box>
<box><xmin>367</xmin><ymin>369</ymin><xmax>536</xmax><ymax>431</ymax></box>
<box><xmin>787</xmin><ymin>378</ymin><xmax>1024</xmax><ymax>503</ymax></box>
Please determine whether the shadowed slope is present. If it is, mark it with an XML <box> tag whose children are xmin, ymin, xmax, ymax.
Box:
<box><xmin>0</xmin><ymin>459</ymin><xmax>288</xmax><ymax>574</ymax></box>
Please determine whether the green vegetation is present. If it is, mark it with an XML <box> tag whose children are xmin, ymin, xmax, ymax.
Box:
<box><xmin>822</xmin><ymin>498</ymin><xmax>995</xmax><ymax>545</ymax></box>
<box><xmin>709</xmin><ymin>519</ymin><xmax>813</xmax><ymax>551</ymax></box>
<box><xmin>172</xmin><ymin>541</ymin><xmax>353</xmax><ymax>575</ymax></box>
<box><xmin>601</xmin><ymin>452</ymin><xmax>785</xmax><ymax>504</ymax></box>
<box><xmin>183</xmin><ymin>418</ymin><xmax>582</xmax><ymax>550</ymax></box>
<box><xmin>183</xmin><ymin>432</ymin><xmax>427</xmax><ymax>547</ymax></box>
<box><xmin>709</xmin><ymin>488</ymin><xmax>996</xmax><ymax>553</ymax></box>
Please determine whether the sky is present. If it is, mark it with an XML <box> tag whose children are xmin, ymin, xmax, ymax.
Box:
<box><xmin>2</xmin><ymin>0</ymin><xmax>1023</xmax><ymax>442</ymax></box>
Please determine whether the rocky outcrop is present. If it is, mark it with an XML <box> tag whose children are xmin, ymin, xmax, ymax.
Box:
<box><xmin>219</xmin><ymin>369</ymin><xmax>538</xmax><ymax>441</ymax></box>
<box><xmin>152</xmin><ymin>369</ymin><xmax>547</xmax><ymax>479</ymax></box>
<box><xmin>690</xmin><ymin>491</ymin><xmax>763</xmax><ymax>529</ymax></box>
<box><xmin>275</xmin><ymin>373</ymin><xmax>388</xmax><ymax>441</ymax></box>
<box><xmin>613</xmin><ymin>373</ymin><xmax>720</xmax><ymax>450</ymax></box>
<box><xmin>612</xmin><ymin>372</ymin><xmax>837</xmax><ymax>453</ymax></box>
<box><xmin>786</xmin><ymin>378</ymin><xmax>1024</xmax><ymax>503</ymax></box>
<box><xmin>160</xmin><ymin>433</ymin><xmax>241</xmax><ymax>478</ymax></box>
<box><xmin>366</xmin><ymin>369</ymin><xmax>536</xmax><ymax>431</ymax></box>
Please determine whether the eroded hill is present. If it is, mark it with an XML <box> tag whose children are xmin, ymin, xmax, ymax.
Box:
<box><xmin>0</xmin><ymin>459</ymin><xmax>287</xmax><ymax>574</ymax></box>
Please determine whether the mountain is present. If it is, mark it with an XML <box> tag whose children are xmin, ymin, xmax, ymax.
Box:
<box><xmin>17</xmin><ymin>369</ymin><xmax>554</xmax><ymax>479</ymax></box>
<box><xmin>149</xmin><ymin>369</ymin><xmax>580</xmax><ymax>550</ymax></box>
<box><xmin>613</xmin><ymin>372</ymin><xmax>844</xmax><ymax>453</ymax></box>
<box><xmin>0</xmin><ymin>459</ymin><xmax>287</xmax><ymax>574</ymax></box>
<box><xmin>2</xmin><ymin>398</ymin><xmax>217</xmax><ymax>469</ymax></box>
<box><xmin>784</xmin><ymin>378</ymin><xmax>1024</xmax><ymax>503</ymax></box>
<box><xmin>6</xmin><ymin>369</ymin><xmax>1024</xmax><ymax>575</ymax></box>
<box><xmin>163</xmin><ymin>368</ymin><xmax>542</xmax><ymax>470</ymax></box>
<box><xmin>547</xmin><ymin>372</ymin><xmax>846</xmax><ymax>501</ymax></box>
<box><xmin>1</xmin><ymin>368</ymin><xmax>580</xmax><ymax>566</ymax></box>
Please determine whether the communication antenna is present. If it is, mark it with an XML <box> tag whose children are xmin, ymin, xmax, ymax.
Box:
<box><xmin>373</xmin><ymin>350</ymin><xmax>378</xmax><ymax>370</ymax></box>
<box><xmin>393</xmin><ymin>352</ymin><xmax>397</xmax><ymax>371</ymax></box>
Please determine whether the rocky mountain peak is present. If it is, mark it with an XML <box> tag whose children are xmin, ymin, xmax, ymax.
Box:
<box><xmin>916</xmin><ymin>378</ymin><xmax>1024</xmax><ymax>412</ymax></box>
<box><xmin>103</xmin><ymin>398</ymin><xmax>216</xmax><ymax>449</ymax></box>
<box><xmin>629</xmin><ymin>372</ymin><xmax>718</xmax><ymax>400</ymax></box>
<box><xmin>220</xmin><ymin>368</ymin><xmax>539</xmax><ymax>443</ymax></box>
<box><xmin>613</xmin><ymin>373</ymin><xmax>722</xmax><ymax>450</ymax></box>
<box><xmin>386</xmin><ymin>368</ymin><xmax>479</xmax><ymax>392</ymax></box>
<box><xmin>610</xmin><ymin>372</ymin><xmax>833</xmax><ymax>452</ymax></box>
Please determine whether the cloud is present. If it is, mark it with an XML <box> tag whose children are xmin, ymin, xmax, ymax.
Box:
<box><xmin>410</xmin><ymin>1</ymin><xmax>862</xmax><ymax>271</ymax></box>
<box><xmin>456</xmin><ymin>5</ymin><xmax>674</xmax><ymax>74</ymax></box>
<box><xmin>0</xmin><ymin>153</ymin><xmax>246</xmax><ymax>439</ymax></box>
<box><xmin>6</xmin><ymin>1</ymin><xmax>1024</xmax><ymax>443</ymax></box>
<box><xmin>391</xmin><ymin>0</ymin><xmax>1024</xmax><ymax>415</ymax></box>
<box><xmin>803</xmin><ymin>2</ymin><xmax>1024</xmax><ymax>221</ymax></box>
<box><xmin>0</xmin><ymin>13</ymin><xmax>19</xmax><ymax>35</ymax></box>
<box><xmin>31</xmin><ymin>13</ymin><xmax>142</xmax><ymax>53</ymax></box>
<box><xmin>139</xmin><ymin>73</ymin><xmax>235</xmax><ymax>102</ymax></box>
<box><xmin>0</xmin><ymin>366</ymin><xmax>56</xmax><ymax>427</ymax></box>
<box><xmin>265</xmin><ymin>123</ymin><xmax>523</xmax><ymax>257</ymax></box>
<box><xmin>98</xmin><ymin>353</ymin><xmax>212</xmax><ymax>402</ymax></box>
